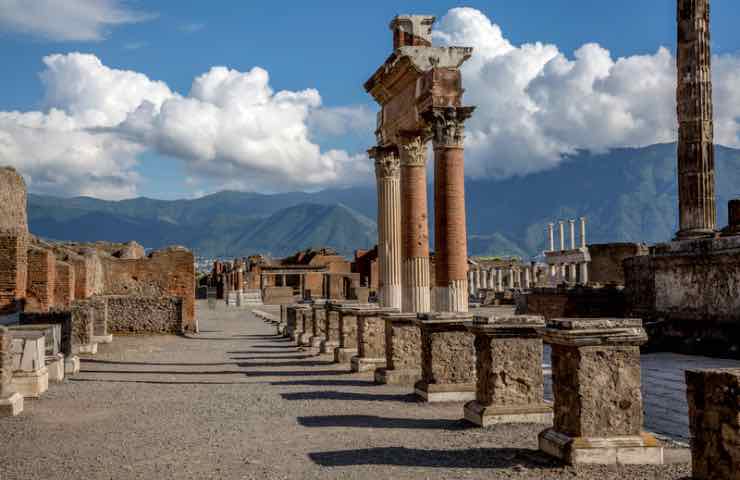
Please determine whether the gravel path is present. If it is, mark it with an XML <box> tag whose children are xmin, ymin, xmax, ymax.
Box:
<box><xmin>0</xmin><ymin>301</ymin><xmax>691</xmax><ymax>479</ymax></box>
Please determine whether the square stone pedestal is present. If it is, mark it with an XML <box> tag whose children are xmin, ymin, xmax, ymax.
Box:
<box><xmin>539</xmin><ymin>318</ymin><xmax>663</xmax><ymax>465</ymax></box>
<box><xmin>334</xmin><ymin>307</ymin><xmax>359</xmax><ymax>364</ymax></box>
<box><xmin>414</xmin><ymin>313</ymin><xmax>476</xmax><ymax>402</ymax></box>
<box><xmin>64</xmin><ymin>355</ymin><xmax>80</xmax><ymax>375</ymax></box>
<box><xmin>463</xmin><ymin>314</ymin><xmax>551</xmax><ymax>426</ymax></box>
<box><xmin>350</xmin><ymin>307</ymin><xmax>395</xmax><ymax>373</ymax></box>
<box><xmin>320</xmin><ymin>304</ymin><xmax>343</xmax><ymax>354</ymax></box>
<box><xmin>46</xmin><ymin>353</ymin><xmax>65</xmax><ymax>383</ymax></box>
<box><xmin>0</xmin><ymin>392</ymin><xmax>23</xmax><ymax>416</ymax></box>
<box><xmin>298</xmin><ymin>307</ymin><xmax>314</xmax><ymax>347</ymax></box>
<box><xmin>375</xmin><ymin>313</ymin><xmax>421</xmax><ymax>385</ymax></box>
<box><xmin>13</xmin><ymin>366</ymin><xmax>49</xmax><ymax>398</ymax></box>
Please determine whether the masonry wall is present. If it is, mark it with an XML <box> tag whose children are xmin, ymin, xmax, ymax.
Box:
<box><xmin>0</xmin><ymin>167</ymin><xmax>28</xmax><ymax>315</ymax></box>
<box><xmin>521</xmin><ymin>286</ymin><xmax>626</xmax><ymax>320</ymax></box>
<box><xmin>0</xmin><ymin>167</ymin><xmax>28</xmax><ymax>233</ymax></box>
<box><xmin>263</xmin><ymin>287</ymin><xmax>294</xmax><ymax>305</ymax></box>
<box><xmin>99</xmin><ymin>247</ymin><xmax>196</xmax><ymax>331</ymax></box>
<box><xmin>588</xmin><ymin>243</ymin><xmax>649</xmax><ymax>285</ymax></box>
<box><xmin>54</xmin><ymin>260</ymin><xmax>75</xmax><ymax>308</ymax></box>
<box><xmin>104</xmin><ymin>295</ymin><xmax>184</xmax><ymax>334</ymax></box>
<box><xmin>26</xmin><ymin>247</ymin><xmax>56</xmax><ymax>312</ymax></box>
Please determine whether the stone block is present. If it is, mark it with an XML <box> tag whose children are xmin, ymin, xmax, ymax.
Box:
<box><xmin>8</xmin><ymin>323</ymin><xmax>61</xmax><ymax>356</ymax></box>
<box><xmin>10</xmin><ymin>332</ymin><xmax>45</xmax><ymax>372</ymax></box>
<box><xmin>351</xmin><ymin>307</ymin><xmax>394</xmax><ymax>373</ymax></box>
<box><xmin>0</xmin><ymin>392</ymin><xmax>23</xmax><ymax>416</ymax></box>
<box><xmin>686</xmin><ymin>368</ymin><xmax>740</xmax><ymax>479</ymax></box>
<box><xmin>12</xmin><ymin>367</ymin><xmax>49</xmax><ymax>398</ymax></box>
<box><xmin>64</xmin><ymin>355</ymin><xmax>80</xmax><ymax>375</ymax></box>
<box><xmin>375</xmin><ymin>313</ymin><xmax>421</xmax><ymax>385</ymax></box>
<box><xmin>414</xmin><ymin>313</ymin><xmax>476</xmax><ymax>402</ymax></box>
<box><xmin>20</xmin><ymin>310</ymin><xmax>73</xmax><ymax>356</ymax></box>
<box><xmin>0</xmin><ymin>325</ymin><xmax>23</xmax><ymax>415</ymax></box>
<box><xmin>334</xmin><ymin>347</ymin><xmax>357</xmax><ymax>364</ymax></box>
<box><xmin>46</xmin><ymin>353</ymin><xmax>65</xmax><ymax>383</ymax></box>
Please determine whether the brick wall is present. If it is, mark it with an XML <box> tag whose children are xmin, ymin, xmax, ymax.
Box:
<box><xmin>104</xmin><ymin>295</ymin><xmax>184</xmax><ymax>334</ymax></box>
<box><xmin>54</xmin><ymin>260</ymin><xmax>75</xmax><ymax>308</ymax></box>
<box><xmin>0</xmin><ymin>232</ymin><xmax>27</xmax><ymax>314</ymax></box>
<box><xmin>0</xmin><ymin>167</ymin><xmax>28</xmax><ymax>233</ymax></box>
<box><xmin>26</xmin><ymin>247</ymin><xmax>56</xmax><ymax>312</ymax></box>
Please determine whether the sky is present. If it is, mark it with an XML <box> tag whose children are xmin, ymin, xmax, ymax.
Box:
<box><xmin>0</xmin><ymin>0</ymin><xmax>739</xmax><ymax>200</ymax></box>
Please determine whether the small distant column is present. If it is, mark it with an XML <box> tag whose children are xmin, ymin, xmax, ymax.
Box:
<box><xmin>569</xmin><ymin>219</ymin><xmax>576</xmax><ymax>250</ymax></box>
<box><xmin>558</xmin><ymin>221</ymin><xmax>565</xmax><ymax>251</ymax></box>
<box><xmin>496</xmin><ymin>269</ymin><xmax>503</xmax><ymax>292</ymax></box>
<box><xmin>579</xmin><ymin>217</ymin><xmax>587</xmax><ymax>248</ymax></box>
<box><xmin>508</xmin><ymin>269</ymin><xmax>515</xmax><ymax>289</ymax></box>
<box><xmin>475</xmin><ymin>268</ymin><xmax>481</xmax><ymax>294</ymax></box>
<box><xmin>468</xmin><ymin>270</ymin><xmax>475</xmax><ymax>295</ymax></box>
<box><xmin>524</xmin><ymin>268</ymin><xmax>531</xmax><ymax>289</ymax></box>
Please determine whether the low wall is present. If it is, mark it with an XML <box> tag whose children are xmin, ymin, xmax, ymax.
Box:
<box><xmin>104</xmin><ymin>295</ymin><xmax>184</xmax><ymax>334</ymax></box>
<box><xmin>262</xmin><ymin>287</ymin><xmax>294</xmax><ymax>305</ymax></box>
<box><xmin>520</xmin><ymin>286</ymin><xmax>626</xmax><ymax>320</ymax></box>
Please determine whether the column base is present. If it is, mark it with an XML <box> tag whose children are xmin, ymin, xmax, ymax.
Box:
<box><xmin>414</xmin><ymin>380</ymin><xmax>476</xmax><ymax>403</ymax></box>
<box><xmin>538</xmin><ymin>429</ymin><xmax>664</xmax><ymax>465</ymax></box>
<box><xmin>0</xmin><ymin>392</ymin><xmax>24</xmax><ymax>416</ymax></box>
<box><xmin>674</xmin><ymin>228</ymin><xmax>716</xmax><ymax>241</ymax></box>
<box><xmin>350</xmin><ymin>356</ymin><xmax>386</xmax><ymax>373</ymax></box>
<box><xmin>433</xmin><ymin>282</ymin><xmax>469</xmax><ymax>313</ymax></box>
<box><xmin>320</xmin><ymin>340</ymin><xmax>339</xmax><ymax>355</ymax></box>
<box><xmin>91</xmin><ymin>334</ymin><xmax>113</xmax><ymax>344</ymax></box>
<box><xmin>383</xmin><ymin>285</ymin><xmax>402</xmax><ymax>310</ymax></box>
<box><xmin>12</xmin><ymin>367</ymin><xmax>49</xmax><ymax>398</ymax></box>
<box><xmin>374</xmin><ymin>367</ymin><xmax>421</xmax><ymax>385</ymax></box>
<box><xmin>309</xmin><ymin>336</ymin><xmax>323</xmax><ymax>349</ymax></box>
<box><xmin>64</xmin><ymin>355</ymin><xmax>80</xmax><ymax>375</ymax></box>
<box><xmin>334</xmin><ymin>347</ymin><xmax>357</xmax><ymax>364</ymax></box>
<box><xmin>46</xmin><ymin>353</ymin><xmax>65</xmax><ymax>383</ymax></box>
<box><xmin>464</xmin><ymin>401</ymin><xmax>552</xmax><ymax>427</ymax></box>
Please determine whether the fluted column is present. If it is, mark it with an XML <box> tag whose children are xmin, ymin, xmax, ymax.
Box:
<box><xmin>399</xmin><ymin>133</ymin><xmax>431</xmax><ymax>313</ymax></box>
<box><xmin>676</xmin><ymin>0</ymin><xmax>716</xmax><ymax>239</ymax></box>
<box><xmin>424</xmin><ymin>106</ymin><xmax>475</xmax><ymax>312</ymax></box>
<box><xmin>371</xmin><ymin>146</ymin><xmax>402</xmax><ymax>309</ymax></box>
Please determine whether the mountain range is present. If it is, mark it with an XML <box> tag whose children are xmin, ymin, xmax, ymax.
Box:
<box><xmin>27</xmin><ymin>142</ymin><xmax>740</xmax><ymax>259</ymax></box>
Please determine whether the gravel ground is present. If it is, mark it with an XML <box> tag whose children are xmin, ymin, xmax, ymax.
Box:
<box><xmin>0</xmin><ymin>301</ymin><xmax>691</xmax><ymax>479</ymax></box>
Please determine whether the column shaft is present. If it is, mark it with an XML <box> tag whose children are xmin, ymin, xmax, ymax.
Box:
<box><xmin>373</xmin><ymin>147</ymin><xmax>402</xmax><ymax>309</ymax></box>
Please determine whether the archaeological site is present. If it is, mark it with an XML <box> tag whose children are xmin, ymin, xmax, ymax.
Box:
<box><xmin>1</xmin><ymin>1</ymin><xmax>739</xmax><ymax>479</ymax></box>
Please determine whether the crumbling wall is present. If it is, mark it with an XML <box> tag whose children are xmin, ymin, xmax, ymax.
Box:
<box><xmin>263</xmin><ymin>287</ymin><xmax>294</xmax><ymax>305</ymax></box>
<box><xmin>588</xmin><ymin>243</ymin><xmax>648</xmax><ymax>285</ymax></box>
<box><xmin>105</xmin><ymin>295</ymin><xmax>184</xmax><ymax>334</ymax></box>
<box><xmin>522</xmin><ymin>286</ymin><xmax>626</xmax><ymax>320</ymax></box>
<box><xmin>54</xmin><ymin>260</ymin><xmax>75</xmax><ymax>308</ymax></box>
<box><xmin>0</xmin><ymin>167</ymin><xmax>28</xmax><ymax>314</ymax></box>
<box><xmin>26</xmin><ymin>247</ymin><xmax>56</xmax><ymax>312</ymax></box>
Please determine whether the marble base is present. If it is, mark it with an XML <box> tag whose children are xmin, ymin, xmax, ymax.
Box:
<box><xmin>46</xmin><ymin>353</ymin><xmax>65</xmax><ymax>383</ymax></box>
<box><xmin>538</xmin><ymin>429</ymin><xmax>664</xmax><ymax>465</ymax></box>
<box><xmin>64</xmin><ymin>355</ymin><xmax>80</xmax><ymax>375</ymax></box>
<box><xmin>374</xmin><ymin>367</ymin><xmax>421</xmax><ymax>385</ymax></box>
<box><xmin>0</xmin><ymin>392</ymin><xmax>24</xmax><ymax>416</ymax></box>
<box><xmin>350</xmin><ymin>356</ymin><xmax>386</xmax><ymax>373</ymax></box>
<box><xmin>12</xmin><ymin>367</ymin><xmax>49</xmax><ymax>398</ymax></box>
<box><xmin>414</xmin><ymin>381</ymin><xmax>476</xmax><ymax>403</ymax></box>
<box><xmin>333</xmin><ymin>347</ymin><xmax>357</xmax><ymax>364</ymax></box>
<box><xmin>320</xmin><ymin>340</ymin><xmax>339</xmax><ymax>355</ymax></box>
<box><xmin>464</xmin><ymin>400</ymin><xmax>553</xmax><ymax>427</ymax></box>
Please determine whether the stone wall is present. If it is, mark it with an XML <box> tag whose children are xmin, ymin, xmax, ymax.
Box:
<box><xmin>624</xmin><ymin>236</ymin><xmax>740</xmax><ymax>357</ymax></box>
<box><xmin>0</xmin><ymin>167</ymin><xmax>28</xmax><ymax>315</ymax></box>
<box><xmin>104</xmin><ymin>295</ymin><xmax>184</xmax><ymax>334</ymax></box>
<box><xmin>522</xmin><ymin>286</ymin><xmax>626</xmax><ymax>320</ymax></box>
<box><xmin>99</xmin><ymin>247</ymin><xmax>195</xmax><ymax>331</ymax></box>
<box><xmin>54</xmin><ymin>260</ymin><xmax>75</xmax><ymax>308</ymax></box>
<box><xmin>588</xmin><ymin>243</ymin><xmax>648</xmax><ymax>285</ymax></box>
<box><xmin>26</xmin><ymin>247</ymin><xmax>56</xmax><ymax>312</ymax></box>
<box><xmin>263</xmin><ymin>287</ymin><xmax>294</xmax><ymax>305</ymax></box>
<box><xmin>0</xmin><ymin>167</ymin><xmax>28</xmax><ymax>233</ymax></box>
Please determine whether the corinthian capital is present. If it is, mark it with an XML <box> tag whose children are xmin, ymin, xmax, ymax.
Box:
<box><xmin>422</xmin><ymin>106</ymin><xmax>475</xmax><ymax>149</ymax></box>
<box><xmin>369</xmin><ymin>146</ymin><xmax>400</xmax><ymax>179</ymax></box>
<box><xmin>398</xmin><ymin>132</ymin><xmax>427</xmax><ymax>167</ymax></box>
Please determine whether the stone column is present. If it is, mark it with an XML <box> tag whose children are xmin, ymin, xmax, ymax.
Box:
<box><xmin>558</xmin><ymin>221</ymin><xmax>565</xmax><ymax>251</ymax></box>
<box><xmin>686</xmin><ymin>368</ymin><xmax>740</xmax><ymax>478</ymax></box>
<box><xmin>463</xmin><ymin>314</ymin><xmax>551</xmax><ymax>426</ymax></box>
<box><xmin>507</xmin><ymin>269</ymin><xmax>514</xmax><ymax>289</ymax></box>
<box><xmin>371</xmin><ymin>146</ymin><xmax>402</xmax><ymax>309</ymax></box>
<box><xmin>399</xmin><ymin>133</ymin><xmax>431</xmax><ymax>313</ymax></box>
<box><xmin>475</xmin><ymin>268</ymin><xmax>481</xmax><ymax>294</ymax></box>
<box><xmin>496</xmin><ymin>268</ymin><xmax>503</xmax><ymax>292</ymax></box>
<box><xmin>676</xmin><ymin>0</ymin><xmax>716</xmax><ymax>239</ymax></box>
<box><xmin>424</xmin><ymin>106</ymin><xmax>475</xmax><ymax>312</ymax></box>
<box><xmin>334</xmin><ymin>307</ymin><xmax>359</xmax><ymax>364</ymax></box>
<box><xmin>351</xmin><ymin>307</ymin><xmax>393</xmax><ymax>373</ymax></box>
<box><xmin>569</xmin><ymin>219</ymin><xmax>576</xmax><ymax>250</ymax></box>
<box><xmin>579</xmin><ymin>217</ymin><xmax>587</xmax><ymax>248</ymax></box>
<box><xmin>539</xmin><ymin>318</ymin><xmax>662</xmax><ymax>465</ymax></box>
<box><xmin>547</xmin><ymin>223</ymin><xmax>556</xmax><ymax>279</ymax></box>
<box><xmin>524</xmin><ymin>268</ymin><xmax>531</xmax><ymax>289</ymax></box>
<box><xmin>0</xmin><ymin>327</ymin><xmax>23</xmax><ymax>416</ymax></box>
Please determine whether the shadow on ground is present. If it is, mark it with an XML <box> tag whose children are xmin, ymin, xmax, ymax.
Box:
<box><xmin>298</xmin><ymin>415</ymin><xmax>469</xmax><ymax>430</ymax></box>
<box><xmin>308</xmin><ymin>446</ymin><xmax>562</xmax><ymax>470</ymax></box>
<box><xmin>284</xmin><ymin>391</ymin><xmax>417</xmax><ymax>403</ymax></box>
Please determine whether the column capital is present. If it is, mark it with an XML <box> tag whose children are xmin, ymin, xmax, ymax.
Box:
<box><xmin>398</xmin><ymin>131</ymin><xmax>428</xmax><ymax>167</ymax></box>
<box><xmin>369</xmin><ymin>146</ymin><xmax>400</xmax><ymax>179</ymax></box>
<box><xmin>422</xmin><ymin>106</ymin><xmax>475</xmax><ymax>149</ymax></box>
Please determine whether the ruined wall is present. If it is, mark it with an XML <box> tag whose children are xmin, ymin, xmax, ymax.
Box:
<box><xmin>26</xmin><ymin>247</ymin><xmax>56</xmax><ymax>312</ymax></box>
<box><xmin>522</xmin><ymin>286</ymin><xmax>626</xmax><ymax>320</ymax></box>
<box><xmin>588</xmin><ymin>243</ymin><xmax>648</xmax><ymax>285</ymax></box>
<box><xmin>99</xmin><ymin>247</ymin><xmax>195</xmax><ymax>331</ymax></box>
<box><xmin>105</xmin><ymin>295</ymin><xmax>184</xmax><ymax>334</ymax></box>
<box><xmin>263</xmin><ymin>287</ymin><xmax>294</xmax><ymax>305</ymax></box>
<box><xmin>54</xmin><ymin>261</ymin><xmax>75</xmax><ymax>308</ymax></box>
<box><xmin>0</xmin><ymin>167</ymin><xmax>28</xmax><ymax>314</ymax></box>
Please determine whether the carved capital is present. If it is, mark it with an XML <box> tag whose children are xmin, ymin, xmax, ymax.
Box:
<box><xmin>422</xmin><ymin>106</ymin><xmax>475</xmax><ymax>149</ymax></box>
<box><xmin>398</xmin><ymin>132</ymin><xmax>427</xmax><ymax>167</ymax></box>
<box><xmin>369</xmin><ymin>146</ymin><xmax>400</xmax><ymax>179</ymax></box>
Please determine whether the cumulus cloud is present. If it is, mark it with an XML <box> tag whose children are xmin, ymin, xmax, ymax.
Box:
<box><xmin>434</xmin><ymin>7</ymin><xmax>740</xmax><ymax>178</ymax></box>
<box><xmin>0</xmin><ymin>53</ymin><xmax>371</xmax><ymax>199</ymax></box>
<box><xmin>0</xmin><ymin>0</ymin><xmax>155</xmax><ymax>41</ymax></box>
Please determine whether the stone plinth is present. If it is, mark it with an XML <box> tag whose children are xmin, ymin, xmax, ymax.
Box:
<box><xmin>463</xmin><ymin>314</ymin><xmax>551</xmax><ymax>426</ymax></box>
<box><xmin>309</xmin><ymin>300</ymin><xmax>328</xmax><ymax>352</ymax></box>
<box><xmin>414</xmin><ymin>312</ymin><xmax>476</xmax><ymax>402</ymax></box>
<box><xmin>686</xmin><ymin>368</ymin><xmax>740</xmax><ymax>479</ymax></box>
<box><xmin>285</xmin><ymin>305</ymin><xmax>302</xmax><ymax>342</ymax></box>
<box><xmin>322</xmin><ymin>301</ymin><xmax>350</xmax><ymax>355</ymax></box>
<box><xmin>46</xmin><ymin>353</ymin><xmax>65</xmax><ymax>383</ymax></box>
<box><xmin>298</xmin><ymin>307</ymin><xmax>314</xmax><ymax>346</ymax></box>
<box><xmin>10</xmin><ymin>331</ymin><xmax>49</xmax><ymax>398</ymax></box>
<box><xmin>351</xmin><ymin>307</ymin><xmax>396</xmax><ymax>372</ymax></box>
<box><xmin>538</xmin><ymin>318</ymin><xmax>663</xmax><ymax>465</ymax></box>
<box><xmin>64</xmin><ymin>355</ymin><xmax>80</xmax><ymax>375</ymax></box>
<box><xmin>335</xmin><ymin>307</ymin><xmax>359</xmax><ymax>364</ymax></box>
<box><xmin>0</xmin><ymin>326</ymin><xmax>23</xmax><ymax>416</ymax></box>
<box><xmin>375</xmin><ymin>312</ymin><xmax>421</xmax><ymax>385</ymax></box>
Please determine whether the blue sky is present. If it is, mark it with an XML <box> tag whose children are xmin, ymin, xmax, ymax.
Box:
<box><xmin>0</xmin><ymin>1</ymin><xmax>739</xmax><ymax>200</ymax></box>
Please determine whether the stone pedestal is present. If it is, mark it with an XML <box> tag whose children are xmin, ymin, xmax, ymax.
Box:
<box><xmin>322</xmin><ymin>302</ymin><xmax>347</xmax><ymax>355</ymax></box>
<box><xmin>309</xmin><ymin>300</ymin><xmax>328</xmax><ymax>353</ymax></box>
<box><xmin>298</xmin><ymin>307</ymin><xmax>314</xmax><ymax>347</ymax></box>
<box><xmin>11</xmin><ymin>331</ymin><xmax>49</xmax><ymax>398</ymax></box>
<box><xmin>375</xmin><ymin>313</ymin><xmax>421</xmax><ymax>385</ymax></box>
<box><xmin>351</xmin><ymin>307</ymin><xmax>395</xmax><ymax>372</ymax></box>
<box><xmin>46</xmin><ymin>353</ymin><xmax>65</xmax><ymax>383</ymax></box>
<box><xmin>0</xmin><ymin>326</ymin><xmax>23</xmax><ymax>416</ymax></box>
<box><xmin>538</xmin><ymin>318</ymin><xmax>663</xmax><ymax>465</ymax></box>
<box><xmin>463</xmin><ymin>314</ymin><xmax>551</xmax><ymax>426</ymax></box>
<box><xmin>414</xmin><ymin>312</ymin><xmax>476</xmax><ymax>402</ymax></box>
<box><xmin>334</xmin><ymin>308</ymin><xmax>359</xmax><ymax>364</ymax></box>
<box><xmin>686</xmin><ymin>368</ymin><xmax>740</xmax><ymax>479</ymax></box>
<box><xmin>285</xmin><ymin>305</ymin><xmax>303</xmax><ymax>342</ymax></box>
<box><xmin>64</xmin><ymin>355</ymin><xmax>80</xmax><ymax>375</ymax></box>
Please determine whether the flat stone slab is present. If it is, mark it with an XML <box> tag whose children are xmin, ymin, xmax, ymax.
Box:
<box><xmin>414</xmin><ymin>382</ymin><xmax>476</xmax><ymax>403</ymax></box>
<box><xmin>374</xmin><ymin>367</ymin><xmax>421</xmax><ymax>386</ymax></box>
<box><xmin>539</xmin><ymin>429</ymin><xmax>664</xmax><ymax>465</ymax></box>
<box><xmin>465</xmin><ymin>400</ymin><xmax>552</xmax><ymax>427</ymax></box>
<box><xmin>333</xmin><ymin>347</ymin><xmax>357</xmax><ymax>364</ymax></box>
<box><xmin>12</xmin><ymin>366</ymin><xmax>49</xmax><ymax>398</ymax></box>
<box><xmin>0</xmin><ymin>392</ymin><xmax>23</xmax><ymax>416</ymax></box>
<box><xmin>350</xmin><ymin>356</ymin><xmax>385</xmax><ymax>373</ymax></box>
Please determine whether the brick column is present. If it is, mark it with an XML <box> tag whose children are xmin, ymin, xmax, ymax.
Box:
<box><xmin>371</xmin><ymin>146</ymin><xmax>402</xmax><ymax>310</ymax></box>
<box><xmin>424</xmin><ymin>106</ymin><xmax>475</xmax><ymax>312</ymax></box>
<box><xmin>676</xmin><ymin>0</ymin><xmax>716</xmax><ymax>239</ymax></box>
<box><xmin>399</xmin><ymin>133</ymin><xmax>431</xmax><ymax>313</ymax></box>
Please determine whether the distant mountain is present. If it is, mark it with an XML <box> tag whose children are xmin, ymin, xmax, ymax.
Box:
<box><xmin>26</xmin><ymin>142</ymin><xmax>740</xmax><ymax>259</ymax></box>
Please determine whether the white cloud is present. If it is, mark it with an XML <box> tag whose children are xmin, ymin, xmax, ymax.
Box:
<box><xmin>0</xmin><ymin>0</ymin><xmax>155</xmax><ymax>41</ymax></box>
<box><xmin>0</xmin><ymin>53</ymin><xmax>371</xmax><ymax>199</ymax></box>
<box><xmin>434</xmin><ymin>7</ymin><xmax>740</xmax><ymax>178</ymax></box>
